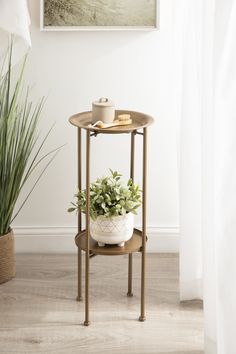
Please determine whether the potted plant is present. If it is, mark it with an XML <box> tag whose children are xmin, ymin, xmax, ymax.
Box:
<box><xmin>68</xmin><ymin>170</ymin><xmax>142</xmax><ymax>247</ymax></box>
<box><xmin>0</xmin><ymin>45</ymin><xmax>60</xmax><ymax>284</ymax></box>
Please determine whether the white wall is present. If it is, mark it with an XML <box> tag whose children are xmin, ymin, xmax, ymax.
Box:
<box><xmin>14</xmin><ymin>0</ymin><xmax>179</xmax><ymax>253</ymax></box>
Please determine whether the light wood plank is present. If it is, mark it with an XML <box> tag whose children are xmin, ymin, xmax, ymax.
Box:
<box><xmin>0</xmin><ymin>254</ymin><xmax>203</xmax><ymax>354</ymax></box>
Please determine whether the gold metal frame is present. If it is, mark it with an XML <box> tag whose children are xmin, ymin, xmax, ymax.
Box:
<box><xmin>77</xmin><ymin>128</ymin><xmax>82</xmax><ymax>302</ymax></box>
<box><xmin>71</xmin><ymin>111</ymin><xmax>153</xmax><ymax>325</ymax></box>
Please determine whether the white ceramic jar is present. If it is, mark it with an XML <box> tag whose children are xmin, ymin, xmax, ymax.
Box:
<box><xmin>90</xmin><ymin>213</ymin><xmax>134</xmax><ymax>247</ymax></box>
<box><xmin>92</xmin><ymin>97</ymin><xmax>115</xmax><ymax>124</ymax></box>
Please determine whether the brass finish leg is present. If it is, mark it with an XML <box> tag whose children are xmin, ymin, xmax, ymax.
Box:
<box><xmin>139</xmin><ymin>128</ymin><xmax>147</xmax><ymax>322</ymax></box>
<box><xmin>84</xmin><ymin>130</ymin><xmax>91</xmax><ymax>326</ymax></box>
<box><xmin>77</xmin><ymin>128</ymin><xmax>82</xmax><ymax>302</ymax></box>
<box><xmin>127</xmin><ymin>132</ymin><xmax>135</xmax><ymax>297</ymax></box>
<box><xmin>77</xmin><ymin>247</ymin><xmax>82</xmax><ymax>301</ymax></box>
<box><xmin>127</xmin><ymin>254</ymin><xmax>133</xmax><ymax>297</ymax></box>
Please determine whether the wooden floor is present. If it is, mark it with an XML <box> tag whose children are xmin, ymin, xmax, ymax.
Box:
<box><xmin>0</xmin><ymin>254</ymin><xmax>203</xmax><ymax>354</ymax></box>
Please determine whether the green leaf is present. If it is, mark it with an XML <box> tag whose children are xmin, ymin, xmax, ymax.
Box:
<box><xmin>68</xmin><ymin>207</ymin><xmax>76</xmax><ymax>212</ymax></box>
<box><xmin>0</xmin><ymin>40</ymin><xmax>61</xmax><ymax>236</ymax></box>
<box><xmin>68</xmin><ymin>169</ymin><xmax>141</xmax><ymax>220</ymax></box>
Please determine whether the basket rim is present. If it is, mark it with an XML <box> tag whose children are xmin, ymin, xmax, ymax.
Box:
<box><xmin>0</xmin><ymin>228</ymin><xmax>13</xmax><ymax>238</ymax></box>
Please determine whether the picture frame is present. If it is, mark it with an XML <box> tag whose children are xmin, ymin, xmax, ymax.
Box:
<box><xmin>40</xmin><ymin>0</ymin><xmax>159</xmax><ymax>31</ymax></box>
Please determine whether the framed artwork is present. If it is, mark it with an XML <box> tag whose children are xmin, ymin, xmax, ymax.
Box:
<box><xmin>40</xmin><ymin>0</ymin><xmax>159</xmax><ymax>31</ymax></box>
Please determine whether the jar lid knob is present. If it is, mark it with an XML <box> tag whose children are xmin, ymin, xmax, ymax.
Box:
<box><xmin>99</xmin><ymin>97</ymin><xmax>109</xmax><ymax>103</ymax></box>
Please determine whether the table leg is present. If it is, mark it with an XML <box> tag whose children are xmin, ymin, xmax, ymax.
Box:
<box><xmin>77</xmin><ymin>247</ymin><xmax>82</xmax><ymax>301</ymax></box>
<box><xmin>77</xmin><ymin>128</ymin><xmax>82</xmax><ymax>302</ymax></box>
<box><xmin>127</xmin><ymin>254</ymin><xmax>133</xmax><ymax>297</ymax></box>
<box><xmin>127</xmin><ymin>131</ymin><xmax>135</xmax><ymax>297</ymax></box>
<box><xmin>139</xmin><ymin>128</ymin><xmax>147</xmax><ymax>322</ymax></box>
<box><xmin>84</xmin><ymin>130</ymin><xmax>91</xmax><ymax>326</ymax></box>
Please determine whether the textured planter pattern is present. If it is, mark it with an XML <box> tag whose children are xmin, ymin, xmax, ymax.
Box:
<box><xmin>90</xmin><ymin>213</ymin><xmax>134</xmax><ymax>247</ymax></box>
<box><xmin>0</xmin><ymin>230</ymin><xmax>15</xmax><ymax>284</ymax></box>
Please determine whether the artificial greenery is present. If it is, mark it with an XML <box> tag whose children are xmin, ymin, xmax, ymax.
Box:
<box><xmin>68</xmin><ymin>169</ymin><xmax>142</xmax><ymax>220</ymax></box>
<box><xmin>0</xmin><ymin>42</ymin><xmax>60</xmax><ymax>236</ymax></box>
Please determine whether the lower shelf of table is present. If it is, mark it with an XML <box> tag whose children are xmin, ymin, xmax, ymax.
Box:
<box><xmin>75</xmin><ymin>228</ymin><xmax>145</xmax><ymax>256</ymax></box>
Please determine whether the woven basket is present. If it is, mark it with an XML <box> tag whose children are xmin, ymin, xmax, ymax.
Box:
<box><xmin>0</xmin><ymin>229</ymin><xmax>15</xmax><ymax>284</ymax></box>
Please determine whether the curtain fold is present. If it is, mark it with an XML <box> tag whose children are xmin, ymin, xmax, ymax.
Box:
<box><xmin>0</xmin><ymin>0</ymin><xmax>31</xmax><ymax>65</ymax></box>
<box><xmin>177</xmin><ymin>0</ymin><xmax>236</xmax><ymax>352</ymax></box>
<box><xmin>178</xmin><ymin>0</ymin><xmax>203</xmax><ymax>301</ymax></box>
<box><xmin>214</xmin><ymin>2</ymin><xmax>236</xmax><ymax>352</ymax></box>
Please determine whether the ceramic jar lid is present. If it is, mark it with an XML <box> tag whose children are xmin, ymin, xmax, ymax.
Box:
<box><xmin>92</xmin><ymin>97</ymin><xmax>114</xmax><ymax>107</ymax></box>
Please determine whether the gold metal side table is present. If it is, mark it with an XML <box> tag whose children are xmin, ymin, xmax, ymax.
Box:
<box><xmin>69</xmin><ymin>110</ymin><xmax>154</xmax><ymax>326</ymax></box>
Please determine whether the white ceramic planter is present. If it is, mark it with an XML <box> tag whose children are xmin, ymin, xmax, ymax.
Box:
<box><xmin>90</xmin><ymin>213</ymin><xmax>134</xmax><ymax>247</ymax></box>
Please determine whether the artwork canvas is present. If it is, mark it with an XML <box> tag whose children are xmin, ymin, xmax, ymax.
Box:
<box><xmin>41</xmin><ymin>0</ymin><xmax>158</xmax><ymax>30</ymax></box>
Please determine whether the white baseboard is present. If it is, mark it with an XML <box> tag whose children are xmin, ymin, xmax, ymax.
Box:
<box><xmin>13</xmin><ymin>225</ymin><xmax>179</xmax><ymax>254</ymax></box>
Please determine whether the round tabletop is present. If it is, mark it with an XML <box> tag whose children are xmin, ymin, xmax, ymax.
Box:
<box><xmin>75</xmin><ymin>228</ymin><xmax>144</xmax><ymax>256</ymax></box>
<box><xmin>69</xmin><ymin>110</ymin><xmax>154</xmax><ymax>134</ymax></box>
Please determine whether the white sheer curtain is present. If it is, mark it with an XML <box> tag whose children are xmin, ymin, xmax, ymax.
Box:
<box><xmin>0</xmin><ymin>0</ymin><xmax>31</xmax><ymax>64</ymax></box>
<box><xmin>176</xmin><ymin>0</ymin><xmax>236</xmax><ymax>353</ymax></box>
